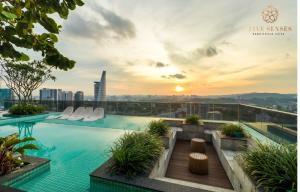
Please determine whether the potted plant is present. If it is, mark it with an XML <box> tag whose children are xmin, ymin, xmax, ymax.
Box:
<box><xmin>177</xmin><ymin>115</ymin><xmax>204</xmax><ymax>140</ymax></box>
<box><xmin>218</xmin><ymin>124</ymin><xmax>248</xmax><ymax>151</ymax></box>
<box><xmin>0</xmin><ymin>133</ymin><xmax>38</xmax><ymax>176</ymax></box>
<box><xmin>109</xmin><ymin>132</ymin><xmax>163</xmax><ymax>177</ymax></box>
<box><xmin>241</xmin><ymin>143</ymin><xmax>296</xmax><ymax>191</ymax></box>
<box><xmin>148</xmin><ymin>120</ymin><xmax>171</xmax><ymax>149</ymax></box>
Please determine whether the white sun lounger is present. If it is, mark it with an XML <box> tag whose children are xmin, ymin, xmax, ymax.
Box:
<box><xmin>68</xmin><ymin>107</ymin><xmax>87</xmax><ymax>120</ymax></box>
<box><xmin>47</xmin><ymin>106</ymin><xmax>74</xmax><ymax>119</ymax></box>
<box><xmin>84</xmin><ymin>107</ymin><xmax>94</xmax><ymax>118</ymax></box>
<box><xmin>82</xmin><ymin>108</ymin><xmax>104</xmax><ymax>121</ymax></box>
<box><xmin>60</xmin><ymin>107</ymin><xmax>84</xmax><ymax>120</ymax></box>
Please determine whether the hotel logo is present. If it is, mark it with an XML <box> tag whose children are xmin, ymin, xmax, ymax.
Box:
<box><xmin>261</xmin><ymin>5</ymin><xmax>278</xmax><ymax>23</ymax></box>
<box><xmin>249</xmin><ymin>5</ymin><xmax>292</xmax><ymax>36</ymax></box>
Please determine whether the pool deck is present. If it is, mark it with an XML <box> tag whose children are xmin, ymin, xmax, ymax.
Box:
<box><xmin>165</xmin><ymin>140</ymin><xmax>233</xmax><ymax>190</ymax></box>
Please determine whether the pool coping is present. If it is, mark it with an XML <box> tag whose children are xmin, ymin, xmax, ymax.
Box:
<box><xmin>0</xmin><ymin>156</ymin><xmax>50</xmax><ymax>192</ymax></box>
<box><xmin>0</xmin><ymin>114</ymin><xmax>50</xmax><ymax>126</ymax></box>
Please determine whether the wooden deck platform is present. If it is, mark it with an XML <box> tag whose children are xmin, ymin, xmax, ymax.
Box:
<box><xmin>165</xmin><ymin>140</ymin><xmax>233</xmax><ymax>189</ymax></box>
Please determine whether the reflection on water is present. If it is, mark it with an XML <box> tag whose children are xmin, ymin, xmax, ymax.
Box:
<box><xmin>17</xmin><ymin>122</ymin><xmax>56</xmax><ymax>157</ymax></box>
<box><xmin>17</xmin><ymin>122</ymin><xmax>34</xmax><ymax>138</ymax></box>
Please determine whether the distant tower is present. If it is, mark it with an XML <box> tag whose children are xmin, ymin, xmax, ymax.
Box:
<box><xmin>74</xmin><ymin>91</ymin><xmax>84</xmax><ymax>101</ymax></box>
<box><xmin>94</xmin><ymin>71</ymin><xmax>106</xmax><ymax>101</ymax></box>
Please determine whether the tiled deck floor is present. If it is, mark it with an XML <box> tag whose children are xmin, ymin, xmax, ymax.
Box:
<box><xmin>165</xmin><ymin>140</ymin><xmax>233</xmax><ymax>189</ymax></box>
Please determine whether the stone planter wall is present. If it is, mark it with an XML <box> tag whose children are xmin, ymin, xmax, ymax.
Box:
<box><xmin>217</xmin><ymin>132</ymin><xmax>248</xmax><ymax>151</ymax></box>
<box><xmin>212</xmin><ymin>132</ymin><xmax>258</xmax><ymax>192</ymax></box>
<box><xmin>0</xmin><ymin>156</ymin><xmax>50</xmax><ymax>191</ymax></box>
<box><xmin>90</xmin><ymin>129</ymin><xmax>228</xmax><ymax>192</ymax></box>
<box><xmin>177</xmin><ymin>124</ymin><xmax>204</xmax><ymax>140</ymax></box>
<box><xmin>149</xmin><ymin>129</ymin><xmax>177</xmax><ymax>178</ymax></box>
<box><xmin>162</xmin><ymin>119</ymin><xmax>184</xmax><ymax>127</ymax></box>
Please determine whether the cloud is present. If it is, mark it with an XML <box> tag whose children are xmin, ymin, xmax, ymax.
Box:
<box><xmin>63</xmin><ymin>4</ymin><xmax>135</xmax><ymax>41</ymax></box>
<box><xmin>193</xmin><ymin>46</ymin><xmax>218</xmax><ymax>58</ymax></box>
<box><xmin>164</xmin><ymin>43</ymin><xmax>219</xmax><ymax>67</ymax></box>
<box><xmin>93</xmin><ymin>4</ymin><xmax>136</xmax><ymax>39</ymax></box>
<box><xmin>162</xmin><ymin>73</ymin><xmax>186</xmax><ymax>79</ymax></box>
<box><xmin>155</xmin><ymin>62</ymin><xmax>168</xmax><ymax>68</ymax></box>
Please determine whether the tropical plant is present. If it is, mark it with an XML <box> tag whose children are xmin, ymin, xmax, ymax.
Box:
<box><xmin>0</xmin><ymin>0</ymin><xmax>84</xmax><ymax>70</ymax></box>
<box><xmin>110</xmin><ymin>132</ymin><xmax>163</xmax><ymax>177</ymax></box>
<box><xmin>185</xmin><ymin>115</ymin><xmax>200</xmax><ymax>125</ymax></box>
<box><xmin>0</xmin><ymin>133</ymin><xmax>38</xmax><ymax>175</ymax></box>
<box><xmin>0</xmin><ymin>59</ymin><xmax>55</xmax><ymax>103</ymax></box>
<box><xmin>9</xmin><ymin>104</ymin><xmax>46</xmax><ymax>115</ymax></box>
<box><xmin>221</xmin><ymin>124</ymin><xmax>245</xmax><ymax>138</ymax></box>
<box><xmin>241</xmin><ymin>143</ymin><xmax>297</xmax><ymax>192</ymax></box>
<box><xmin>148</xmin><ymin>120</ymin><xmax>170</xmax><ymax>136</ymax></box>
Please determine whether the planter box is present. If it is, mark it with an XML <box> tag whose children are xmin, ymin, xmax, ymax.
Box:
<box><xmin>161</xmin><ymin>135</ymin><xmax>170</xmax><ymax>149</ymax></box>
<box><xmin>0</xmin><ymin>156</ymin><xmax>50</xmax><ymax>190</ymax></box>
<box><xmin>162</xmin><ymin>119</ymin><xmax>183</xmax><ymax>127</ymax></box>
<box><xmin>177</xmin><ymin>123</ymin><xmax>204</xmax><ymax>140</ymax></box>
<box><xmin>217</xmin><ymin>131</ymin><xmax>248</xmax><ymax>151</ymax></box>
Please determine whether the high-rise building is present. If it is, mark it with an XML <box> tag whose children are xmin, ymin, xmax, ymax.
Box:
<box><xmin>40</xmin><ymin>88</ymin><xmax>73</xmax><ymax>101</ymax></box>
<box><xmin>0</xmin><ymin>88</ymin><xmax>14</xmax><ymax>101</ymax></box>
<box><xmin>74</xmin><ymin>91</ymin><xmax>84</xmax><ymax>101</ymax></box>
<box><xmin>40</xmin><ymin>88</ymin><xmax>58</xmax><ymax>101</ymax></box>
<box><xmin>94</xmin><ymin>71</ymin><xmax>106</xmax><ymax>101</ymax></box>
<box><xmin>63</xmin><ymin>91</ymin><xmax>73</xmax><ymax>101</ymax></box>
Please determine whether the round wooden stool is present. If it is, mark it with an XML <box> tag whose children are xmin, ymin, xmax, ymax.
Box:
<box><xmin>188</xmin><ymin>153</ymin><xmax>208</xmax><ymax>174</ymax></box>
<box><xmin>191</xmin><ymin>138</ymin><xmax>206</xmax><ymax>153</ymax></box>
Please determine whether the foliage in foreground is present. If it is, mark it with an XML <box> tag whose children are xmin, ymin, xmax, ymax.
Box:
<box><xmin>110</xmin><ymin>132</ymin><xmax>163</xmax><ymax>177</ymax></box>
<box><xmin>0</xmin><ymin>0</ymin><xmax>84</xmax><ymax>70</ymax></box>
<box><xmin>9</xmin><ymin>104</ymin><xmax>46</xmax><ymax>115</ymax></box>
<box><xmin>0</xmin><ymin>134</ymin><xmax>38</xmax><ymax>175</ymax></box>
<box><xmin>148</xmin><ymin>120</ymin><xmax>170</xmax><ymax>136</ymax></box>
<box><xmin>241</xmin><ymin>143</ymin><xmax>297</xmax><ymax>192</ymax></box>
<box><xmin>185</xmin><ymin>115</ymin><xmax>200</xmax><ymax>125</ymax></box>
<box><xmin>221</xmin><ymin>124</ymin><xmax>245</xmax><ymax>138</ymax></box>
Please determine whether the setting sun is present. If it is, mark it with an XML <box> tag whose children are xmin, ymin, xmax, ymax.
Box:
<box><xmin>175</xmin><ymin>85</ymin><xmax>184</xmax><ymax>92</ymax></box>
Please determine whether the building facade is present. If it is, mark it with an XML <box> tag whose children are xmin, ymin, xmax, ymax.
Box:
<box><xmin>40</xmin><ymin>88</ymin><xmax>73</xmax><ymax>101</ymax></box>
<box><xmin>94</xmin><ymin>71</ymin><xmax>106</xmax><ymax>101</ymax></box>
<box><xmin>74</xmin><ymin>91</ymin><xmax>84</xmax><ymax>101</ymax></box>
<box><xmin>40</xmin><ymin>88</ymin><xmax>58</xmax><ymax>101</ymax></box>
<box><xmin>0</xmin><ymin>88</ymin><xmax>14</xmax><ymax>101</ymax></box>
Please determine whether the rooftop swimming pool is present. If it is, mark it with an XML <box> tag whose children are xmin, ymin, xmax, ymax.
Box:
<box><xmin>0</xmin><ymin>113</ymin><xmax>291</xmax><ymax>191</ymax></box>
<box><xmin>0</xmin><ymin>115</ymin><xmax>158</xmax><ymax>192</ymax></box>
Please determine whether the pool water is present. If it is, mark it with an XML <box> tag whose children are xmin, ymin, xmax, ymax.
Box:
<box><xmin>0</xmin><ymin>115</ymin><xmax>157</xmax><ymax>192</ymax></box>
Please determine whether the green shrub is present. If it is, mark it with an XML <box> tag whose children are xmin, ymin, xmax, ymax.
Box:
<box><xmin>148</xmin><ymin>120</ymin><xmax>170</xmax><ymax>136</ymax></box>
<box><xmin>241</xmin><ymin>143</ymin><xmax>297</xmax><ymax>191</ymax></box>
<box><xmin>9</xmin><ymin>104</ymin><xmax>46</xmax><ymax>115</ymax></box>
<box><xmin>221</xmin><ymin>124</ymin><xmax>245</xmax><ymax>138</ymax></box>
<box><xmin>185</xmin><ymin>115</ymin><xmax>200</xmax><ymax>125</ymax></box>
<box><xmin>110</xmin><ymin>132</ymin><xmax>163</xmax><ymax>177</ymax></box>
<box><xmin>0</xmin><ymin>134</ymin><xmax>38</xmax><ymax>175</ymax></box>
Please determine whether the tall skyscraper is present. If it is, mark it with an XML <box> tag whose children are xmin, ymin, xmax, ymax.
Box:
<box><xmin>74</xmin><ymin>91</ymin><xmax>84</xmax><ymax>101</ymax></box>
<box><xmin>94</xmin><ymin>71</ymin><xmax>106</xmax><ymax>101</ymax></box>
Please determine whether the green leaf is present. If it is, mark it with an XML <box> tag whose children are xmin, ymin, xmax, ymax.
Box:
<box><xmin>75</xmin><ymin>0</ymin><xmax>84</xmax><ymax>6</ymax></box>
<box><xmin>20</xmin><ymin>53</ymin><xmax>30</xmax><ymax>61</ymax></box>
<box><xmin>1</xmin><ymin>11</ymin><xmax>17</xmax><ymax>19</ymax></box>
<box><xmin>39</xmin><ymin>15</ymin><xmax>59</xmax><ymax>33</ymax></box>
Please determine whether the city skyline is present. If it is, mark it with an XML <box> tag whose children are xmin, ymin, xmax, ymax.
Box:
<box><xmin>5</xmin><ymin>0</ymin><xmax>296</xmax><ymax>96</ymax></box>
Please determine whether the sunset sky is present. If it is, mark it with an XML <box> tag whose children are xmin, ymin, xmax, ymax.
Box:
<box><xmin>32</xmin><ymin>0</ymin><xmax>297</xmax><ymax>95</ymax></box>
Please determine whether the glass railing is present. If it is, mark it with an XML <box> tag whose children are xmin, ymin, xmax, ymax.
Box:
<box><xmin>1</xmin><ymin>100</ymin><xmax>297</xmax><ymax>144</ymax></box>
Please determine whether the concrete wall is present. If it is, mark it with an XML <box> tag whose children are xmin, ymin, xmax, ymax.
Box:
<box><xmin>212</xmin><ymin>132</ymin><xmax>258</xmax><ymax>192</ymax></box>
<box><xmin>149</xmin><ymin>128</ymin><xmax>177</xmax><ymax>178</ymax></box>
